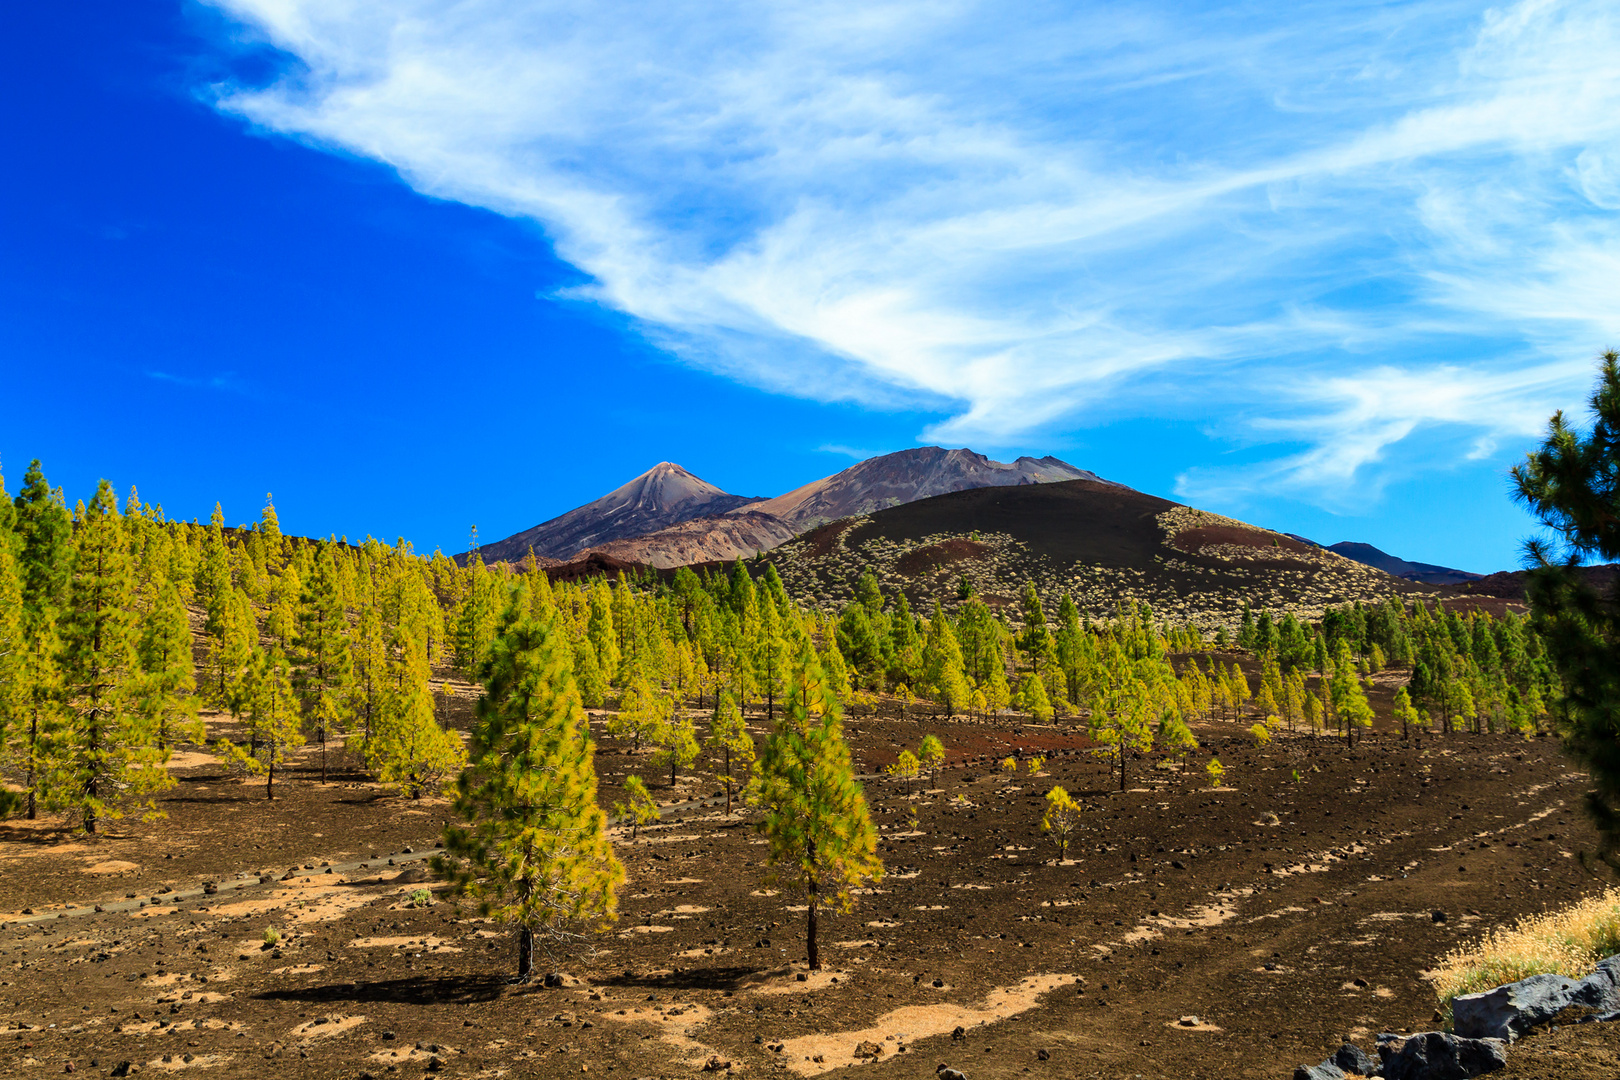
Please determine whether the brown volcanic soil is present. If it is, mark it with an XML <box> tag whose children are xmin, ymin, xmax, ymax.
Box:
<box><xmin>0</xmin><ymin>677</ymin><xmax>1611</xmax><ymax>1080</ymax></box>
<box><xmin>768</xmin><ymin>479</ymin><xmax>1449</xmax><ymax>629</ymax></box>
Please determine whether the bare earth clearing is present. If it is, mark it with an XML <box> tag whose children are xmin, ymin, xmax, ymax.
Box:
<box><xmin>2</xmin><ymin>668</ymin><xmax>1616</xmax><ymax>1079</ymax></box>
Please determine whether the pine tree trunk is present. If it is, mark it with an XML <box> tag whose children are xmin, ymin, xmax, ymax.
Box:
<box><xmin>806</xmin><ymin>890</ymin><xmax>820</xmax><ymax>971</ymax></box>
<box><xmin>26</xmin><ymin>708</ymin><xmax>37</xmax><ymax>820</ymax></box>
<box><xmin>267</xmin><ymin>759</ymin><xmax>275</xmax><ymax>801</ymax></box>
<box><xmin>518</xmin><ymin>926</ymin><xmax>535</xmax><ymax>981</ymax></box>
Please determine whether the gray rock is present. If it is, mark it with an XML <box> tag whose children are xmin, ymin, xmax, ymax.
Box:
<box><xmin>1376</xmin><ymin>1031</ymin><xmax>1507</xmax><ymax>1080</ymax></box>
<box><xmin>1332</xmin><ymin>1043</ymin><xmax>1381</xmax><ymax>1075</ymax></box>
<box><xmin>1292</xmin><ymin>1063</ymin><xmax>1345</xmax><ymax>1080</ymax></box>
<box><xmin>1451</xmin><ymin>973</ymin><xmax>1579</xmax><ymax>1041</ymax></box>
<box><xmin>1570</xmin><ymin>955</ymin><xmax>1620</xmax><ymax>1013</ymax></box>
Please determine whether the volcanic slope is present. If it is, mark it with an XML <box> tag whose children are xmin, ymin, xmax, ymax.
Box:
<box><xmin>475</xmin><ymin>462</ymin><xmax>762</xmax><ymax>564</ymax></box>
<box><xmin>765</xmin><ymin>478</ymin><xmax>1447</xmax><ymax>627</ymax></box>
<box><xmin>582</xmin><ymin>447</ymin><xmax>1110</xmax><ymax>568</ymax></box>
<box><xmin>1326</xmin><ymin>541</ymin><xmax>1483</xmax><ymax>586</ymax></box>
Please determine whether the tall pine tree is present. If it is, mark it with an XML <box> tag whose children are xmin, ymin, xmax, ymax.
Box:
<box><xmin>436</xmin><ymin>600</ymin><xmax>623</xmax><ymax>981</ymax></box>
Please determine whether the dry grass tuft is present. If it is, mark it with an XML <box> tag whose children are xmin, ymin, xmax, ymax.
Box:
<box><xmin>1433</xmin><ymin>888</ymin><xmax>1620</xmax><ymax>1005</ymax></box>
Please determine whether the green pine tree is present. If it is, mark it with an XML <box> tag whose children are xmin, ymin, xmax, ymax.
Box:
<box><xmin>756</xmin><ymin>641</ymin><xmax>882</xmax><ymax>970</ymax></box>
<box><xmin>218</xmin><ymin>647</ymin><xmax>305</xmax><ymax>800</ymax></box>
<box><xmin>57</xmin><ymin>481</ymin><xmax>170</xmax><ymax>831</ymax></box>
<box><xmin>1512</xmin><ymin>351</ymin><xmax>1620</xmax><ymax>862</ymax></box>
<box><xmin>11</xmin><ymin>460</ymin><xmax>72</xmax><ymax>819</ymax></box>
<box><xmin>706</xmin><ymin>692</ymin><xmax>756</xmax><ymax>814</ymax></box>
<box><xmin>367</xmin><ymin>630</ymin><xmax>466</xmax><ymax>799</ymax></box>
<box><xmin>296</xmin><ymin>543</ymin><xmax>354</xmax><ymax>783</ymax></box>
<box><xmin>135</xmin><ymin>579</ymin><xmax>202</xmax><ymax>752</ymax></box>
<box><xmin>435</xmin><ymin>604</ymin><xmax>623</xmax><ymax>981</ymax></box>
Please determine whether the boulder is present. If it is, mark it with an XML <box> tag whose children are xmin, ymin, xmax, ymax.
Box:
<box><xmin>1451</xmin><ymin>973</ymin><xmax>1579</xmax><ymax>1041</ymax></box>
<box><xmin>1570</xmin><ymin>955</ymin><xmax>1620</xmax><ymax>1013</ymax></box>
<box><xmin>1376</xmin><ymin>1031</ymin><xmax>1506</xmax><ymax>1080</ymax></box>
<box><xmin>1292</xmin><ymin>1064</ymin><xmax>1345</xmax><ymax>1080</ymax></box>
<box><xmin>1331</xmin><ymin>1043</ymin><xmax>1381</xmax><ymax>1075</ymax></box>
<box><xmin>1294</xmin><ymin>1043</ymin><xmax>1378</xmax><ymax>1080</ymax></box>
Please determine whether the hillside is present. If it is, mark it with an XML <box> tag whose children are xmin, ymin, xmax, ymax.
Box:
<box><xmin>474</xmin><ymin>462</ymin><xmax>761</xmax><ymax>563</ymax></box>
<box><xmin>744</xmin><ymin>446</ymin><xmax>1108</xmax><ymax>531</ymax></box>
<box><xmin>763</xmin><ymin>478</ymin><xmax>1445</xmax><ymax>626</ymax></box>
<box><xmin>1326</xmin><ymin>540</ymin><xmax>1482</xmax><ymax>586</ymax></box>
<box><xmin>483</xmin><ymin>446</ymin><xmax>1114</xmax><ymax>569</ymax></box>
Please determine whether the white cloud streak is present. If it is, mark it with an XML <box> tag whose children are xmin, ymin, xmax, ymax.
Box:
<box><xmin>200</xmin><ymin>0</ymin><xmax>1620</xmax><ymax>506</ymax></box>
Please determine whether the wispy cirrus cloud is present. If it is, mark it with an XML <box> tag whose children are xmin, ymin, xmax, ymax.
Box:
<box><xmin>145</xmin><ymin>369</ymin><xmax>247</xmax><ymax>393</ymax></box>
<box><xmin>199</xmin><ymin>0</ymin><xmax>1620</xmax><ymax>508</ymax></box>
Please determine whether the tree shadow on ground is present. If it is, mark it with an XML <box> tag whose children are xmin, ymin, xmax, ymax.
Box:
<box><xmin>253</xmin><ymin>974</ymin><xmax>507</xmax><ymax>1006</ymax></box>
<box><xmin>598</xmin><ymin>966</ymin><xmax>772</xmax><ymax>992</ymax></box>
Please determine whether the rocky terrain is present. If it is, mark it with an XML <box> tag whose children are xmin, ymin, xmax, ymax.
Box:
<box><xmin>0</xmin><ymin>660</ymin><xmax>1611</xmax><ymax>1080</ymax></box>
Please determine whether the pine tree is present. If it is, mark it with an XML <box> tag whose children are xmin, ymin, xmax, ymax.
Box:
<box><xmin>654</xmin><ymin>707</ymin><xmax>699</xmax><ymax>789</ymax></box>
<box><xmin>350</xmin><ymin>588</ymin><xmax>388</xmax><ymax>767</ymax></box>
<box><xmin>1329</xmin><ymin>640</ymin><xmax>1374</xmax><ymax>748</ymax></box>
<box><xmin>135</xmin><ymin>580</ymin><xmax>202</xmax><ymax>752</ymax></box>
<box><xmin>1018</xmin><ymin>672</ymin><xmax>1053</xmax><ymax>722</ymax></box>
<box><xmin>368</xmin><ymin>630</ymin><xmax>466</xmax><ymax>799</ymax></box>
<box><xmin>435</xmin><ymin>605</ymin><xmax>623</xmax><ymax>981</ymax></box>
<box><xmin>757</xmin><ymin>641</ymin><xmax>882</xmax><ymax>970</ymax></box>
<box><xmin>706</xmin><ymin>692</ymin><xmax>756</xmax><ymax>814</ymax></box>
<box><xmin>918</xmin><ymin>734</ymin><xmax>945</xmax><ymax>785</ymax></box>
<box><xmin>57</xmin><ymin>481</ymin><xmax>170</xmax><ymax>831</ymax></box>
<box><xmin>886</xmin><ymin>749</ymin><xmax>920</xmax><ymax>795</ymax></box>
<box><xmin>218</xmin><ymin>647</ymin><xmax>305</xmax><ymax>799</ymax></box>
<box><xmin>609</xmin><ymin>675</ymin><xmax>669</xmax><ymax>753</ymax></box>
<box><xmin>296</xmin><ymin>544</ymin><xmax>353</xmax><ymax>783</ymax></box>
<box><xmin>12</xmin><ymin>460</ymin><xmax>72</xmax><ymax>819</ymax></box>
<box><xmin>1392</xmin><ymin>686</ymin><xmax>1419</xmax><ymax>740</ymax></box>
<box><xmin>1041</xmin><ymin>785</ymin><xmax>1080</xmax><ymax>861</ymax></box>
<box><xmin>1088</xmin><ymin>675</ymin><xmax>1155</xmax><ymax>791</ymax></box>
<box><xmin>0</xmin><ymin>496</ymin><xmax>25</xmax><ymax>818</ymax></box>
<box><xmin>1018</xmin><ymin>580</ymin><xmax>1051</xmax><ymax>661</ymax></box>
<box><xmin>614</xmin><ymin>775</ymin><xmax>660</xmax><ymax>841</ymax></box>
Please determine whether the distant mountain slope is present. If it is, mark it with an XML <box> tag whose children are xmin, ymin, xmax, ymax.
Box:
<box><xmin>746</xmin><ymin>447</ymin><xmax>1110</xmax><ymax>531</ymax></box>
<box><xmin>1325</xmin><ymin>542</ymin><xmax>1482</xmax><ymax>586</ymax></box>
<box><xmin>764</xmin><ymin>478</ymin><xmax>1448</xmax><ymax>627</ymax></box>
<box><xmin>1452</xmin><ymin>563</ymin><xmax>1620</xmax><ymax>601</ymax></box>
<box><xmin>482</xmin><ymin>447</ymin><xmax>1116</xmax><ymax>569</ymax></box>
<box><xmin>475</xmin><ymin>462</ymin><xmax>762</xmax><ymax>564</ymax></box>
<box><xmin>586</xmin><ymin>510</ymin><xmax>800</xmax><ymax>569</ymax></box>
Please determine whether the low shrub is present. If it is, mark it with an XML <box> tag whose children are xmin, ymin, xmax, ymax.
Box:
<box><xmin>1433</xmin><ymin>887</ymin><xmax>1620</xmax><ymax>1006</ymax></box>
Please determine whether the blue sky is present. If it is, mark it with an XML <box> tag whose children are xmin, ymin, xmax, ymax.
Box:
<box><xmin>4</xmin><ymin>2</ymin><xmax>1618</xmax><ymax>572</ymax></box>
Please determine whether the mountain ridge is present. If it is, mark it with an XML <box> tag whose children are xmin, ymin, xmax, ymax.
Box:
<box><xmin>476</xmin><ymin>447</ymin><xmax>1119</xmax><ymax>568</ymax></box>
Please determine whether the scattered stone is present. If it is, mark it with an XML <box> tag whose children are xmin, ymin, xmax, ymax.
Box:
<box><xmin>935</xmin><ymin>1067</ymin><xmax>968</xmax><ymax>1080</ymax></box>
<box><xmin>109</xmin><ymin>1064</ymin><xmax>135</xmax><ymax>1078</ymax></box>
<box><xmin>1431</xmin><ymin>910</ymin><xmax>1446</xmax><ymax>923</ymax></box>
<box><xmin>1292</xmin><ymin>1064</ymin><xmax>1345</xmax><ymax>1080</ymax></box>
<box><xmin>1178</xmin><ymin>1016</ymin><xmax>1200</xmax><ymax>1027</ymax></box>
<box><xmin>701</xmin><ymin>1056</ymin><xmax>731</xmax><ymax>1072</ymax></box>
<box><xmin>1376</xmin><ymin>1032</ymin><xmax>1507</xmax><ymax>1080</ymax></box>
<box><xmin>1452</xmin><ymin>974</ymin><xmax>1580</xmax><ymax>1042</ymax></box>
<box><xmin>543</xmin><ymin>972</ymin><xmax>564</xmax><ymax>988</ymax></box>
<box><xmin>796</xmin><ymin>973</ymin><xmax>807</xmax><ymax>982</ymax></box>
<box><xmin>932</xmin><ymin>979</ymin><xmax>944</xmax><ymax>988</ymax></box>
<box><xmin>853</xmin><ymin>1040</ymin><xmax>884</xmax><ymax>1059</ymax></box>
<box><xmin>395</xmin><ymin>867</ymin><xmax>430</xmax><ymax>885</ymax></box>
<box><xmin>203</xmin><ymin>883</ymin><xmax>218</xmax><ymax>896</ymax></box>
<box><xmin>951</xmin><ymin>1026</ymin><xmax>966</xmax><ymax>1041</ymax></box>
<box><xmin>1330</xmin><ymin>1043</ymin><xmax>1380</xmax><ymax>1075</ymax></box>
<box><xmin>1035</xmin><ymin>1048</ymin><xmax>1050</xmax><ymax>1061</ymax></box>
